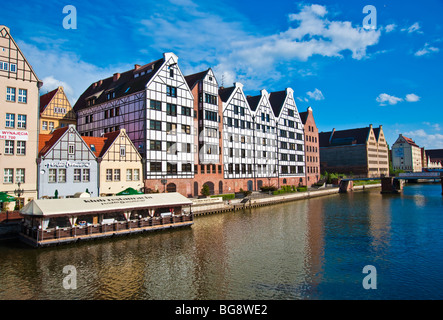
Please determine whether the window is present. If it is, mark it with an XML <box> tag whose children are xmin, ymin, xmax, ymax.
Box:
<box><xmin>150</xmin><ymin>162</ymin><xmax>162</xmax><ymax>172</ymax></box>
<box><xmin>205</xmin><ymin>110</ymin><xmax>217</xmax><ymax>122</ymax></box>
<box><xmin>4</xmin><ymin>169</ymin><xmax>13</xmax><ymax>183</ymax></box>
<box><xmin>150</xmin><ymin>100</ymin><xmax>161</xmax><ymax>111</ymax></box>
<box><xmin>133</xmin><ymin>169</ymin><xmax>140</xmax><ymax>181</ymax></box>
<box><xmin>204</xmin><ymin>93</ymin><xmax>217</xmax><ymax>105</ymax></box>
<box><xmin>49</xmin><ymin>122</ymin><xmax>54</xmax><ymax>131</ymax></box>
<box><xmin>166</xmin><ymin>122</ymin><xmax>177</xmax><ymax>135</ymax></box>
<box><xmin>49</xmin><ymin>169</ymin><xmax>57</xmax><ymax>183</ymax></box>
<box><xmin>18</xmin><ymin>89</ymin><xmax>27</xmax><ymax>103</ymax></box>
<box><xmin>166</xmin><ymin>85</ymin><xmax>177</xmax><ymax>97</ymax></box>
<box><xmin>114</xmin><ymin>169</ymin><xmax>121</xmax><ymax>181</ymax></box>
<box><xmin>181</xmin><ymin>124</ymin><xmax>191</xmax><ymax>134</ymax></box>
<box><xmin>4</xmin><ymin>140</ymin><xmax>14</xmax><ymax>155</ymax></box>
<box><xmin>120</xmin><ymin>146</ymin><xmax>126</xmax><ymax>157</ymax></box>
<box><xmin>182</xmin><ymin>163</ymin><xmax>192</xmax><ymax>172</ymax></box>
<box><xmin>58</xmin><ymin>169</ymin><xmax>66</xmax><ymax>183</ymax></box>
<box><xmin>104</xmin><ymin>110</ymin><xmax>108</xmax><ymax>119</ymax></box>
<box><xmin>5</xmin><ymin>113</ymin><xmax>14</xmax><ymax>128</ymax></box>
<box><xmin>288</xmin><ymin>109</ymin><xmax>294</xmax><ymax>117</ymax></box>
<box><xmin>17</xmin><ymin>114</ymin><xmax>26</xmax><ymax>129</ymax></box>
<box><xmin>16</xmin><ymin>169</ymin><xmax>25</xmax><ymax>183</ymax></box>
<box><xmin>68</xmin><ymin>144</ymin><xmax>75</xmax><ymax>154</ymax></box>
<box><xmin>106</xmin><ymin>169</ymin><xmax>113</xmax><ymax>181</ymax></box>
<box><xmin>181</xmin><ymin>106</ymin><xmax>191</xmax><ymax>116</ymax></box>
<box><xmin>167</xmin><ymin>162</ymin><xmax>177</xmax><ymax>174</ymax></box>
<box><xmin>0</xmin><ymin>61</ymin><xmax>8</xmax><ymax>71</ymax></box>
<box><xmin>82</xmin><ymin>169</ymin><xmax>90</xmax><ymax>182</ymax></box>
<box><xmin>74</xmin><ymin>169</ymin><xmax>81</xmax><ymax>182</ymax></box>
<box><xmin>126</xmin><ymin>169</ymin><xmax>133</xmax><ymax>181</ymax></box>
<box><xmin>166</xmin><ymin>103</ymin><xmax>177</xmax><ymax>116</ymax></box>
<box><xmin>16</xmin><ymin>141</ymin><xmax>26</xmax><ymax>155</ymax></box>
<box><xmin>42</xmin><ymin>121</ymin><xmax>48</xmax><ymax>131</ymax></box>
<box><xmin>10</xmin><ymin>63</ymin><xmax>17</xmax><ymax>73</ymax></box>
<box><xmin>6</xmin><ymin>87</ymin><xmax>15</xmax><ymax>101</ymax></box>
<box><xmin>150</xmin><ymin>120</ymin><xmax>161</xmax><ymax>131</ymax></box>
<box><xmin>182</xmin><ymin>143</ymin><xmax>191</xmax><ymax>153</ymax></box>
<box><xmin>150</xmin><ymin>140</ymin><xmax>162</xmax><ymax>151</ymax></box>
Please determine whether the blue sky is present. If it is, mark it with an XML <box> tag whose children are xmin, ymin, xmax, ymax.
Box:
<box><xmin>2</xmin><ymin>0</ymin><xmax>442</xmax><ymax>148</ymax></box>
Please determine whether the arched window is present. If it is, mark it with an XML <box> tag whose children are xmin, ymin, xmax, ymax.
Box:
<box><xmin>166</xmin><ymin>183</ymin><xmax>176</xmax><ymax>193</ymax></box>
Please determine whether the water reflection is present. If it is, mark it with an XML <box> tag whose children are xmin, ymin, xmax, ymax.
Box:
<box><xmin>1</xmin><ymin>184</ymin><xmax>442</xmax><ymax>300</ymax></box>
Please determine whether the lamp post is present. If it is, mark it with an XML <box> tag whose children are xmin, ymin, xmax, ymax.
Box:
<box><xmin>14</xmin><ymin>182</ymin><xmax>24</xmax><ymax>209</ymax></box>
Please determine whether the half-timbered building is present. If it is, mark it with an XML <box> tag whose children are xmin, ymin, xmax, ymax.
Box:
<box><xmin>0</xmin><ymin>25</ymin><xmax>43</xmax><ymax>207</ymax></box>
<box><xmin>39</xmin><ymin>86</ymin><xmax>76</xmax><ymax>134</ymax></box>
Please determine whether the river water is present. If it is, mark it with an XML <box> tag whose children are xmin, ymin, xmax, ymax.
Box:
<box><xmin>0</xmin><ymin>183</ymin><xmax>442</xmax><ymax>300</ymax></box>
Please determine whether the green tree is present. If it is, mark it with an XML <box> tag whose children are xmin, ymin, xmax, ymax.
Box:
<box><xmin>201</xmin><ymin>184</ymin><xmax>210</xmax><ymax>197</ymax></box>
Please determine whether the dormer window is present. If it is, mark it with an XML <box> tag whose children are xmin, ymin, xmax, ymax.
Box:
<box><xmin>87</xmin><ymin>98</ymin><xmax>95</xmax><ymax>106</ymax></box>
<box><xmin>107</xmin><ymin>91</ymin><xmax>115</xmax><ymax>100</ymax></box>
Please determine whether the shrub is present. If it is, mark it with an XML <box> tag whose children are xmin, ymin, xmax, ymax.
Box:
<box><xmin>201</xmin><ymin>184</ymin><xmax>211</xmax><ymax>197</ymax></box>
<box><xmin>260</xmin><ymin>186</ymin><xmax>277</xmax><ymax>192</ymax></box>
<box><xmin>297</xmin><ymin>186</ymin><xmax>308</xmax><ymax>192</ymax></box>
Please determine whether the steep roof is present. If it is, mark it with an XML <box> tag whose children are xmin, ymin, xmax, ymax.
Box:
<box><xmin>246</xmin><ymin>95</ymin><xmax>261</xmax><ymax>112</ymax></box>
<box><xmin>184</xmin><ymin>69</ymin><xmax>208</xmax><ymax>90</ymax></box>
<box><xmin>81</xmin><ymin>136</ymin><xmax>107</xmax><ymax>158</ymax></box>
<box><xmin>299</xmin><ymin>111</ymin><xmax>308</xmax><ymax>124</ymax></box>
<box><xmin>319</xmin><ymin>126</ymin><xmax>373</xmax><ymax>147</ymax></box>
<box><xmin>73</xmin><ymin>58</ymin><xmax>164</xmax><ymax>112</ymax></box>
<box><xmin>268</xmin><ymin>90</ymin><xmax>287</xmax><ymax>118</ymax></box>
<box><xmin>401</xmin><ymin>135</ymin><xmax>419</xmax><ymax>148</ymax></box>
<box><xmin>39</xmin><ymin>88</ymin><xmax>58</xmax><ymax>113</ymax></box>
<box><xmin>426</xmin><ymin>149</ymin><xmax>443</xmax><ymax>161</ymax></box>
<box><xmin>38</xmin><ymin>127</ymin><xmax>69</xmax><ymax>157</ymax></box>
<box><xmin>218</xmin><ymin>86</ymin><xmax>236</xmax><ymax>103</ymax></box>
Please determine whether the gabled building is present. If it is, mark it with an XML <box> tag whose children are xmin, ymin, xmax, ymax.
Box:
<box><xmin>269</xmin><ymin>88</ymin><xmax>306</xmax><ymax>187</ymax></box>
<box><xmin>74</xmin><ymin>52</ymin><xmax>196</xmax><ymax>196</ymax></box>
<box><xmin>82</xmin><ymin>129</ymin><xmax>143</xmax><ymax>196</ymax></box>
<box><xmin>220</xmin><ymin>83</ymin><xmax>256</xmax><ymax>192</ymax></box>
<box><xmin>319</xmin><ymin>124</ymin><xmax>389</xmax><ymax>177</ymax></box>
<box><xmin>300</xmin><ymin>107</ymin><xmax>320</xmax><ymax>186</ymax></box>
<box><xmin>185</xmin><ymin>68</ymin><xmax>224</xmax><ymax>196</ymax></box>
<box><xmin>391</xmin><ymin>134</ymin><xmax>422</xmax><ymax>172</ymax></box>
<box><xmin>0</xmin><ymin>25</ymin><xmax>43</xmax><ymax>207</ymax></box>
<box><xmin>247</xmin><ymin>90</ymin><xmax>279</xmax><ymax>190</ymax></box>
<box><xmin>37</xmin><ymin>125</ymin><xmax>99</xmax><ymax>199</ymax></box>
<box><xmin>39</xmin><ymin>86</ymin><xmax>76</xmax><ymax>134</ymax></box>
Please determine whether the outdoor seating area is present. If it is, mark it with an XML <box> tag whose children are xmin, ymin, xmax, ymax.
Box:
<box><xmin>19</xmin><ymin>193</ymin><xmax>193</xmax><ymax>247</ymax></box>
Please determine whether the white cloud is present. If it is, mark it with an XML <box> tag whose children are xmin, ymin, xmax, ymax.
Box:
<box><xmin>404</xmin><ymin>129</ymin><xmax>443</xmax><ymax>149</ymax></box>
<box><xmin>414</xmin><ymin>43</ymin><xmax>440</xmax><ymax>56</ymax></box>
<box><xmin>384</xmin><ymin>24</ymin><xmax>396</xmax><ymax>33</ymax></box>
<box><xmin>139</xmin><ymin>2</ymin><xmax>382</xmax><ymax>89</ymax></box>
<box><xmin>405</xmin><ymin>93</ymin><xmax>420</xmax><ymax>102</ymax></box>
<box><xmin>376</xmin><ymin>93</ymin><xmax>403</xmax><ymax>106</ymax></box>
<box><xmin>306</xmin><ymin>88</ymin><xmax>325</xmax><ymax>101</ymax></box>
<box><xmin>18</xmin><ymin>41</ymin><xmax>131</xmax><ymax>104</ymax></box>
<box><xmin>402</xmin><ymin>22</ymin><xmax>423</xmax><ymax>34</ymax></box>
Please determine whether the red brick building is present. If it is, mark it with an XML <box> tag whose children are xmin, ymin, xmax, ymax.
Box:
<box><xmin>300</xmin><ymin>107</ymin><xmax>320</xmax><ymax>186</ymax></box>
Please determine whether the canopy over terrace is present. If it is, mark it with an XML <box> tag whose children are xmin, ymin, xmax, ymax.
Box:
<box><xmin>19</xmin><ymin>193</ymin><xmax>194</xmax><ymax>247</ymax></box>
<box><xmin>20</xmin><ymin>193</ymin><xmax>192</xmax><ymax>218</ymax></box>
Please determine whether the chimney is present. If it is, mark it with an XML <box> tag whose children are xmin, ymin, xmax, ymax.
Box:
<box><xmin>98</xmin><ymin>80</ymin><xmax>103</xmax><ymax>86</ymax></box>
<box><xmin>134</xmin><ymin>64</ymin><xmax>141</xmax><ymax>70</ymax></box>
<box><xmin>113</xmin><ymin>73</ymin><xmax>120</xmax><ymax>81</ymax></box>
<box><xmin>92</xmin><ymin>82</ymin><xmax>97</xmax><ymax>88</ymax></box>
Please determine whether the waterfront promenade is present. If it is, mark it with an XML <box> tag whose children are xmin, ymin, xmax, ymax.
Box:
<box><xmin>191</xmin><ymin>184</ymin><xmax>382</xmax><ymax>216</ymax></box>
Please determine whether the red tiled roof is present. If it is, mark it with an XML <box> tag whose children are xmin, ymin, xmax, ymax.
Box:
<box><xmin>81</xmin><ymin>136</ymin><xmax>107</xmax><ymax>157</ymax></box>
<box><xmin>402</xmin><ymin>135</ymin><xmax>419</xmax><ymax>148</ymax></box>
<box><xmin>38</xmin><ymin>126</ymin><xmax>69</xmax><ymax>157</ymax></box>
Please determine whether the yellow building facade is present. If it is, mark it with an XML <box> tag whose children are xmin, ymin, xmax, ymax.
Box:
<box><xmin>39</xmin><ymin>86</ymin><xmax>76</xmax><ymax>134</ymax></box>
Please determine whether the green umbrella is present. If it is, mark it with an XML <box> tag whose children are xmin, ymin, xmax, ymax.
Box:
<box><xmin>116</xmin><ymin>187</ymin><xmax>143</xmax><ymax>195</ymax></box>
<box><xmin>0</xmin><ymin>192</ymin><xmax>16</xmax><ymax>203</ymax></box>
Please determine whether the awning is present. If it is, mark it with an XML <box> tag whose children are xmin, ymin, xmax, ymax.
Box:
<box><xmin>20</xmin><ymin>193</ymin><xmax>192</xmax><ymax>217</ymax></box>
<box><xmin>0</xmin><ymin>192</ymin><xmax>16</xmax><ymax>203</ymax></box>
<box><xmin>116</xmin><ymin>187</ymin><xmax>143</xmax><ymax>195</ymax></box>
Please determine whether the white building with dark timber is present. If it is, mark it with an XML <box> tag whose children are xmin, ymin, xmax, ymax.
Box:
<box><xmin>74</xmin><ymin>53</ymin><xmax>196</xmax><ymax>193</ymax></box>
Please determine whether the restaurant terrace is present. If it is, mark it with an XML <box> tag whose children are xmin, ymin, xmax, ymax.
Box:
<box><xmin>19</xmin><ymin>192</ymin><xmax>193</xmax><ymax>247</ymax></box>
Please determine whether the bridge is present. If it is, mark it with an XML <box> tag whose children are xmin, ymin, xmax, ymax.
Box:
<box><xmin>338</xmin><ymin>172</ymin><xmax>443</xmax><ymax>195</ymax></box>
